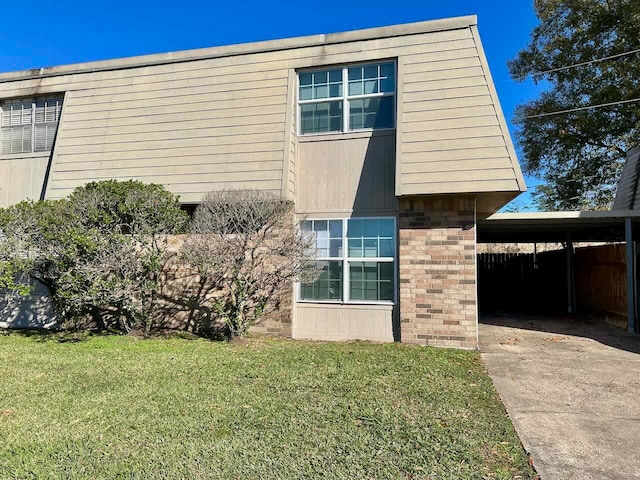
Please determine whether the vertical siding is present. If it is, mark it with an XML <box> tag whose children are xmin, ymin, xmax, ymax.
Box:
<box><xmin>0</xmin><ymin>153</ymin><xmax>49</xmax><ymax>207</ymax></box>
<box><xmin>294</xmin><ymin>303</ymin><xmax>394</xmax><ymax>342</ymax></box>
<box><xmin>296</xmin><ymin>132</ymin><xmax>397</xmax><ymax>215</ymax></box>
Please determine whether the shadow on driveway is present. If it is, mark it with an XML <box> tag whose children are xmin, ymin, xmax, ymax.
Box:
<box><xmin>482</xmin><ymin>313</ymin><xmax>640</xmax><ymax>355</ymax></box>
<box><xmin>480</xmin><ymin>314</ymin><xmax>640</xmax><ymax>480</ymax></box>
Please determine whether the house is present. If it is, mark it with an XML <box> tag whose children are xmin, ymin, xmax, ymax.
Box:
<box><xmin>0</xmin><ymin>15</ymin><xmax>526</xmax><ymax>348</ymax></box>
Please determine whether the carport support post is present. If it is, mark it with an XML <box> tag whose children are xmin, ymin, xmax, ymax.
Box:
<box><xmin>565</xmin><ymin>235</ymin><xmax>576</xmax><ymax>315</ymax></box>
<box><xmin>625</xmin><ymin>217</ymin><xmax>637</xmax><ymax>333</ymax></box>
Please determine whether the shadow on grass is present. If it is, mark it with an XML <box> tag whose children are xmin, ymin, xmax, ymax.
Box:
<box><xmin>1</xmin><ymin>326</ymin><xmax>230</xmax><ymax>343</ymax></box>
<box><xmin>1</xmin><ymin>328</ymin><xmax>102</xmax><ymax>343</ymax></box>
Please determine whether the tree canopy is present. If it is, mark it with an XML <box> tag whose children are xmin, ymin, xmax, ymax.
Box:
<box><xmin>510</xmin><ymin>0</ymin><xmax>640</xmax><ymax>210</ymax></box>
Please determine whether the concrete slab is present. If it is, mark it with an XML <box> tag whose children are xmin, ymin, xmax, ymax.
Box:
<box><xmin>480</xmin><ymin>315</ymin><xmax>640</xmax><ymax>480</ymax></box>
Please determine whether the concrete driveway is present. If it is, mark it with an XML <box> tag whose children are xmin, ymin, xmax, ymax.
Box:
<box><xmin>480</xmin><ymin>315</ymin><xmax>640</xmax><ymax>480</ymax></box>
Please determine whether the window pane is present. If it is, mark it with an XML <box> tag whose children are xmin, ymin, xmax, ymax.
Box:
<box><xmin>299</xmin><ymin>69</ymin><xmax>343</xmax><ymax>101</ymax></box>
<box><xmin>314</xmin><ymin>85</ymin><xmax>328</xmax><ymax>99</ymax></box>
<box><xmin>348</xmin><ymin>81</ymin><xmax>363</xmax><ymax>96</ymax></box>
<box><xmin>363</xmin><ymin>220</ymin><xmax>378</xmax><ymax>237</ymax></box>
<box><xmin>348</xmin><ymin>67</ymin><xmax>362</xmax><ymax>80</ymax></box>
<box><xmin>379</xmin><ymin>238</ymin><xmax>394</xmax><ymax>257</ymax></box>
<box><xmin>348</xmin><ymin>96</ymin><xmax>394</xmax><ymax>131</ymax></box>
<box><xmin>329</xmin><ymin>220</ymin><xmax>342</xmax><ymax>238</ymax></box>
<box><xmin>363</xmin><ymin>239</ymin><xmax>377</xmax><ymax>257</ymax></box>
<box><xmin>329</xmin><ymin>239</ymin><xmax>342</xmax><ymax>257</ymax></box>
<box><xmin>347</xmin><ymin>219</ymin><xmax>363</xmax><ymax>237</ymax></box>
<box><xmin>364</xmin><ymin>65</ymin><xmax>378</xmax><ymax>78</ymax></box>
<box><xmin>0</xmin><ymin>95</ymin><xmax>62</xmax><ymax>154</ymax></box>
<box><xmin>379</xmin><ymin>218</ymin><xmax>395</xmax><ymax>237</ymax></box>
<box><xmin>380</xmin><ymin>77</ymin><xmax>395</xmax><ymax>93</ymax></box>
<box><xmin>349</xmin><ymin>262</ymin><xmax>394</xmax><ymax>301</ymax></box>
<box><xmin>313</xmin><ymin>71</ymin><xmax>328</xmax><ymax>84</ymax></box>
<box><xmin>364</xmin><ymin>79</ymin><xmax>378</xmax><ymax>94</ymax></box>
<box><xmin>329</xmin><ymin>69</ymin><xmax>342</xmax><ymax>82</ymax></box>
<box><xmin>303</xmin><ymin>219</ymin><xmax>344</xmax><ymax>259</ymax></box>
<box><xmin>299</xmin><ymin>86</ymin><xmax>313</xmax><ymax>101</ymax></box>
<box><xmin>348</xmin><ymin>238</ymin><xmax>362</xmax><ymax>257</ymax></box>
<box><xmin>300</xmin><ymin>260</ymin><xmax>343</xmax><ymax>301</ymax></box>
<box><xmin>300</xmin><ymin>101</ymin><xmax>343</xmax><ymax>134</ymax></box>
<box><xmin>347</xmin><ymin>218</ymin><xmax>395</xmax><ymax>260</ymax></box>
<box><xmin>299</xmin><ymin>73</ymin><xmax>312</xmax><ymax>86</ymax></box>
<box><xmin>380</xmin><ymin>62</ymin><xmax>395</xmax><ymax>78</ymax></box>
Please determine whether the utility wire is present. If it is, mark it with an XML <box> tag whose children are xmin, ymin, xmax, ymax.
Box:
<box><xmin>511</xmin><ymin>47</ymin><xmax>640</xmax><ymax>82</ymax></box>
<box><xmin>521</xmin><ymin>97</ymin><xmax>640</xmax><ymax>119</ymax></box>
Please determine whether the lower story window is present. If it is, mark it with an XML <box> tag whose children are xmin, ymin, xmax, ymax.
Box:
<box><xmin>300</xmin><ymin>217</ymin><xmax>396</xmax><ymax>303</ymax></box>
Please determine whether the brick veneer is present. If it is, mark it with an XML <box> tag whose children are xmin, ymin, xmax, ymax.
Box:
<box><xmin>398</xmin><ymin>196</ymin><xmax>477</xmax><ymax>348</ymax></box>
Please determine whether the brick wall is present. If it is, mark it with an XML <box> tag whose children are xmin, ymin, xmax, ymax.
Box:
<box><xmin>398</xmin><ymin>196</ymin><xmax>477</xmax><ymax>349</ymax></box>
<box><xmin>157</xmin><ymin>235</ymin><xmax>293</xmax><ymax>338</ymax></box>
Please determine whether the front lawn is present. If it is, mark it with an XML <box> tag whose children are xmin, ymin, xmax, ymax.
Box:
<box><xmin>0</xmin><ymin>334</ymin><xmax>534</xmax><ymax>479</ymax></box>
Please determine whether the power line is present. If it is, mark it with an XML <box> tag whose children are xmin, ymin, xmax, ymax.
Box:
<box><xmin>511</xmin><ymin>47</ymin><xmax>640</xmax><ymax>82</ymax></box>
<box><xmin>521</xmin><ymin>97</ymin><xmax>640</xmax><ymax>120</ymax></box>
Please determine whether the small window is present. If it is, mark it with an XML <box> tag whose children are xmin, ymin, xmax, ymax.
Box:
<box><xmin>0</xmin><ymin>95</ymin><xmax>64</xmax><ymax>155</ymax></box>
<box><xmin>300</xmin><ymin>217</ymin><xmax>396</xmax><ymax>303</ymax></box>
<box><xmin>298</xmin><ymin>61</ymin><xmax>396</xmax><ymax>135</ymax></box>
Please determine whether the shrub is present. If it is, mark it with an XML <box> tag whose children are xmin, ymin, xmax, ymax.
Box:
<box><xmin>0</xmin><ymin>180</ymin><xmax>188</xmax><ymax>332</ymax></box>
<box><xmin>180</xmin><ymin>190</ymin><xmax>318</xmax><ymax>338</ymax></box>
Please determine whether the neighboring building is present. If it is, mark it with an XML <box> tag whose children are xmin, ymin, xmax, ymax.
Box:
<box><xmin>0</xmin><ymin>15</ymin><xmax>525</xmax><ymax>347</ymax></box>
<box><xmin>613</xmin><ymin>146</ymin><xmax>640</xmax><ymax>211</ymax></box>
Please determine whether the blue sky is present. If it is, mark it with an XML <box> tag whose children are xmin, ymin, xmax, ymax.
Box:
<box><xmin>0</xmin><ymin>0</ymin><xmax>543</xmax><ymax>210</ymax></box>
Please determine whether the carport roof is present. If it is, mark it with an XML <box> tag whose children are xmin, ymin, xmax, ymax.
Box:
<box><xmin>478</xmin><ymin>210</ymin><xmax>640</xmax><ymax>243</ymax></box>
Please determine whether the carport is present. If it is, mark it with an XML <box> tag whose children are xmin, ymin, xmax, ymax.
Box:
<box><xmin>477</xmin><ymin>210</ymin><xmax>640</xmax><ymax>333</ymax></box>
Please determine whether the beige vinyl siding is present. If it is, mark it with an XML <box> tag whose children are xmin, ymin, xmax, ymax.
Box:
<box><xmin>0</xmin><ymin>153</ymin><xmax>49</xmax><ymax>207</ymax></box>
<box><xmin>294</xmin><ymin>303</ymin><xmax>394</xmax><ymax>342</ymax></box>
<box><xmin>296</xmin><ymin>131</ymin><xmax>396</xmax><ymax>215</ymax></box>
<box><xmin>396</xmin><ymin>26</ymin><xmax>524</xmax><ymax>196</ymax></box>
<box><xmin>0</xmin><ymin>16</ymin><xmax>523</xmax><ymax>205</ymax></box>
<box><xmin>0</xmin><ymin>27</ymin><xmax>481</xmax><ymax>203</ymax></box>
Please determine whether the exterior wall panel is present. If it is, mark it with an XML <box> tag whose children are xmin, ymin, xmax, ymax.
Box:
<box><xmin>0</xmin><ymin>153</ymin><xmax>49</xmax><ymax>207</ymax></box>
<box><xmin>294</xmin><ymin>303</ymin><xmax>394</xmax><ymax>342</ymax></box>
<box><xmin>296</xmin><ymin>132</ymin><xmax>397</xmax><ymax>215</ymax></box>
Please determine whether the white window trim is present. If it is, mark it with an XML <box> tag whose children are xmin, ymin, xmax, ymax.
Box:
<box><xmin>297</xmin><ymin>216</ymin><xmax>397</xmax><ymax>306</ymax></box>
<box><xmin>297</xmin><ymin>60</ymin><xmax>397</xmax><ymax>136</ymax></box>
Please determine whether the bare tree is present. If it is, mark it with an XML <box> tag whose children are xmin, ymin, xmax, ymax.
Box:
<box><xmin>180</xmin><ymin>190</ymin><xmax>318</xmax><ymax>338</ymax></box>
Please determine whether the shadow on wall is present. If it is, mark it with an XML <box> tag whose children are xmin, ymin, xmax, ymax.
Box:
<box><xmin>351</xmin><ymin>131</ymin><xmax>397</xmax><ymax>214</ymax></box>
<box><xmin>351</xmin><ymin>131</ymin><xmax>401</xmax><ymax>341</ymax></box>
<box><xmin>0</xmin><ymin>279</ymin><xmax>58</xmax><ymax>329</ymax></box>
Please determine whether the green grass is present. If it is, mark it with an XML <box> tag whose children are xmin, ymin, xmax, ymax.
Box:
<box><xmin>0</xmin><ymin>333</ymin><xmax>534</xmax><ymax>479</ymax></box>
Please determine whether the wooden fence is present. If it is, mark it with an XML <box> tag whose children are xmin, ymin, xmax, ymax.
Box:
<box><xmin>478</xmin><ymin>250</ymin><xmax>566</xmax><ymax>313</ymax></box>
<box><xmin>574</xmin><ymin>244</ymin><xmax>627</xmax><ymax>318</ymax></box>
<box><xmin>478</xmin><ymin>244</ymin><xmax>628</xmax><ymax>319</ymax></box>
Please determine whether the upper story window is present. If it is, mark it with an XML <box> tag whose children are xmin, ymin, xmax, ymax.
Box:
<box><xmin>0</xmin><ymin>95</ymin><xmax>64</xmax><ymax>155</ymax></box>
<box><xmin>298</xmin><ymin>61</ymin><xmax>396</xmax><ymax>135</ymax></box>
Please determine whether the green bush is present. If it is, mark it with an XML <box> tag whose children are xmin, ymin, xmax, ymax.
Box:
<box><xmin>0</xmin><ymin>180</ymin><xmax>188</xmax><ymax>332</ymax></box>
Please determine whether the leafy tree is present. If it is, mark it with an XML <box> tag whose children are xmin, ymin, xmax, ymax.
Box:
<box><xmin>180</xmin><ymin>190</ymin><xmax>318</xmax><ymax>338</ymax></box>
<box><xmin>510</xmin><ymin>0</ymin><xmax>640</xmax><ymax>210</ymax></box>
<box><xmin>0</xmin><ymin>180</ymin><xmax>188</xmax><ymax>332</ymax></box>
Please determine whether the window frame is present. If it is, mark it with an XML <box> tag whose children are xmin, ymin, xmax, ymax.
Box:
<box><xmin>0</xmin><ymin>94</ymin><xmax>64</xmax><ymax>155</ymax></box>
<box><xmin>297</xmin><ymin>60</ymin><xmax>397</xmax><ymax>136</ymax></box>
<box><xmin>297</xmin><ymin>216</ymin><xmax>397</xmax><ymax>305</ymax></box>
